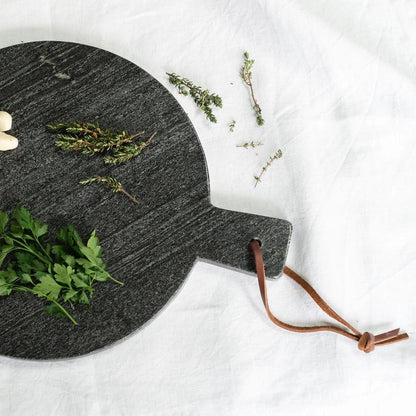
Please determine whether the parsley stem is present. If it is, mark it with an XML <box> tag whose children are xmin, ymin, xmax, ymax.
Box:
<box><xmin>47</xmin><ymin>298</ymin><xmax>78</xmax><ymax>325</ymax></box>
<box><xmin>15</xmin><ymin>242</ymin><xmax>50</xmax><ymax>265</ymax></box>
<box><xmin>14</xmin><ymin>286</ymin><xmax>78</xmax><ymax>325</ymax></box>
<box><xmin>109</xmin><ymin>276</ymin><xmax>123</xmax><ymax>285</ymax></box>
<box><xmin>33</xmin><ymin>235</ymin><xmax>53</xmax><ymax>262</ymax></box>
<box><xmin>100</xmin><ymin>271</ymin><xmax>123</xmax><ymax>285</ymax></box>
<box><xmin>90</xmin><ymin>262</ymin><xmax>123</xmax><ymax>285</ymax></box>
<box><xmin>1</xmin><ymin>234</ymin><xmax>51</xmax><ymax>265</ymax></box>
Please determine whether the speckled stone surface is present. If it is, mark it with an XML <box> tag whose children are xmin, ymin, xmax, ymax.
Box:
<box><xmin>0</xmin><ymin>41</ymin><xmax>292</xmax><ymax>359</ymax></box>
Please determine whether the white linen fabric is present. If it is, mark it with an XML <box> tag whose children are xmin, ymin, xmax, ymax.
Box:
<box><xmin>1</xmin><ymin>0</ymin><xmax>415</xmax><ymax>414</ymax></box>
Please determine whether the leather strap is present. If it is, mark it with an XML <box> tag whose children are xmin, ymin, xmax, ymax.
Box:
<box><xmin>250</xmin><ymin>239</ymin><xmax>409</xmax><ymax>353</ymax></box>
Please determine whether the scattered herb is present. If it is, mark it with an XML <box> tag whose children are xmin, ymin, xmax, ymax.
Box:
<box><xmin>0</xmin><ymin>206</ymin><xmax>122</xmax><ymax>325</ymax></box>
<box><xmin>254</xmin><ymin>149</ymin><xmax>283</xmax><ymax>187</ymax></box>
<box><xmin>240</xmin><ymin>52</ymin><xmax>264</xmax><ymax>126</ymax></box>
<box><xmin>80</xmin><ymin>176</ymin><xmax>139</xmax><ymax>204</ymax></box>
<box><xmin>47</xmin><ymin>121</ymin><xmax>157</xmax><ymax>165</ymax></box>
<box><xmin>236</xmin><ymin>141</ymin><xmax>263</xmax><ymax>149</ymax></box>
<box><xmin>166</xmin><ymin>72</ymin><xmax>222</xmax><ymax>123</ymax></box>
<box><xmin>229</xmin><ymin>120</ymin><xmax>236</xmax><ymax>132</ymax></box>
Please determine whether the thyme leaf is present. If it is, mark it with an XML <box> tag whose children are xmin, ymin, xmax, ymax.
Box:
<box><xmin>229</xmin><ymin>120</ymin><xmax>236</xmax><ymax>132</ymax></box>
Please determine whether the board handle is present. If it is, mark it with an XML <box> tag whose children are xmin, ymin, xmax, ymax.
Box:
<box><xmin>194</xmin><ymin>205</ymin><xmax>292</xmax><ymax>278</ymax></box>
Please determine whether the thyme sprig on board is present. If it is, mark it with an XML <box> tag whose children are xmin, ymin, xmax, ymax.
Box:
<box><xmin>166</xmin><ymin>72</ymin><xmax>222</xmax><ymax>123</ymax></box>
<box><xmin>241</xmin><ymin>52</ymin><xmax>264</xmax><ymax>126</ymax></box>
<box><xmin>47</xmin><ymin>121</ymin><xmax>156</xmax><ymax>165</ymax></box>
<box><xmin>103</xmin><ymin>132</ymin><xmax>157</xmax><ymax>164</ymax></box>
<box><xmin>254</xmin><ymin>150</ymin><xmax>283</xmax><ymax>187</ymax></box>
<box><xmin>80</xmin><ymin>176</ymin><xmax>139</xmax><ymax>204</ymax></box>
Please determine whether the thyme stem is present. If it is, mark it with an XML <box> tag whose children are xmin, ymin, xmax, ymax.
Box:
<box><xmin>80</xmin><ymin>176</ymin><xmax>139</xmax><ymax>205</ymax></box>
<box><xmin>241</xmin><ymin>52</ymin><xmax>264</xmax><ymax>126</ymax></box>
<box><xmin>119</xmin><ymin>188</ymin><xmax>139</xmax><ymax>205</ymax></box>
<box><xmin>254</xmin><ymin>149</ymin><xmax>283</xmax><ymax>187</ymax></box>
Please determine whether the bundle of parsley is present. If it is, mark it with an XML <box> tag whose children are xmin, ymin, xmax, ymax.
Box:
<box><xmin>0</xmin><ymin>206</ymin><xmax>122</xmax><ymax>325</ymax></box>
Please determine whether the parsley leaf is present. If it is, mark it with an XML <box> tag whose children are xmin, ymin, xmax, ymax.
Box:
<box><xmin>33</xmin><ymin>274</ymin><xmax>63</xmax><ymax>300</ymax></box>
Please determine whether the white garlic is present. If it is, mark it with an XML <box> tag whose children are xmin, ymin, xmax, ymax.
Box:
<box><xmin>0</xmin><ymin>131</ymin><xmax>18</xmax><ymax>151</ymax></box>
<box><xmin>0</xmin><ymin>111</ymin><xmax>12</xmax><ymax>132</ymax></box>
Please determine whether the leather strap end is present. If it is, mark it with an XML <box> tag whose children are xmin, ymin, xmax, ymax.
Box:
<box><xmin>358</xmin><ymin>329</ymin><xmax>409</xmax><ymax>353</ymax></box>
<box><xmin>375</xmin><ymin>332</ymin><xmax>409</xmax><ymax>346</ymax></box>
<box><xmin>249</xmin><ymin>239</ymin><xmax>410</xmax><ymax>354</ymax></box>
<box><xmin>374</xmin><ymin>328</ymin><xmax>400</xmax><ymax>343</ymax></box>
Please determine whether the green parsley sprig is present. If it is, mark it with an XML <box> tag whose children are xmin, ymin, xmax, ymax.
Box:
<box><xmin>0</xmin><ymin>206</ymin><xmax>122</xmax><ymax>325</ymax></box>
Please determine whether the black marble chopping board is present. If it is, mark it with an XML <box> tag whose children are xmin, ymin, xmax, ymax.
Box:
<box><xmin>0</xmin><ymin>41</ymin><xmax>292</xmax><ymax>359</ymax></box>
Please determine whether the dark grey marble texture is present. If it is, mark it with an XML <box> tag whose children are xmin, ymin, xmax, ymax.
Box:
<box><xmin>0</xmin><ymin>41</ymin><xmax>292</xmax><ymax>359</ymax></box>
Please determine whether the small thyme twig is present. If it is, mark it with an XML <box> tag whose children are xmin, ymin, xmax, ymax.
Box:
<box><xmin>47</xmin><ymin>121</ymin><xmax>156</xmax><ymax>165</ymax></box>
<box><xmin>166</xmin><ymin>72</ymin><xmax>222</xmax><ymax>123</ymax></box>
<box><xmin>104</xmin><ymin>131</ymin><xmax>157</xmax><ymax>164</ymax></box>
<box><xmin>254</xmin><ymin>150</ymin><xmax>283</xmax><ymax>187</ymax></box>
<box><xmin>236</xmin><ymin>141</ymin><xmax>263</xmax><ymax>149</ymax></box>
<box><xmin>79</xmin><ymin>176</ymin><xmax>139</xmax><ymax>204</ymax></box>
<box><xmin>229</xmin><ymin>120</ymin><xmax>236</xmax><ymax>132</ymax></box>
<box><xmin>240</xmin><ymin>52</ymin><xmax>264</xmax><ymax>126</ymax></box>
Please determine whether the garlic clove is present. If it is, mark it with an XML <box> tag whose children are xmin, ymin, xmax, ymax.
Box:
<box><xmin>0</xmin><ymin>131</ymin><xmax>18</xmax><ymax>151</ymax></box>
<box><xmin>0</xmin><ymin>111</ymin><xmax>12</xmax><ymax>132</ymax></box>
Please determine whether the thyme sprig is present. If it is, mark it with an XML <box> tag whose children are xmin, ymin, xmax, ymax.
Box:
<box><xmin>240</xmin><ymin>52</ymin><xmax>264</xmax><ymax>126</ymax></box>
<box><xmin>254</xmin><ymin>149</ymin><xmax>283</xmax><ymax>187</ymax></box>
<box><xmin>229</xmin><ymin>120</ymin><xmax>236</xmax><ymax>132</ymax></box>
<box><xmin>103</xmin><ymin>132</ymin><xmax>157</xmax><ymax>165</ymax></box>
<box><xmin>236</xmin><ymin>141</ymin><xmax>263</xmax><ymax>149</ymax></box>
<box><xmin>47</xmin><ymin>121</ymin><xmax>156</xmax><ymax>165</ymax></box>
<box><xmin>80</xmin><ymin>176</ymin><xmax>139</xmax><ymax>204</ymax></box>
<box><xmin>166</xmin><ymin>73</ymin><xmax>222</xmax><ymax>123</ymax></box>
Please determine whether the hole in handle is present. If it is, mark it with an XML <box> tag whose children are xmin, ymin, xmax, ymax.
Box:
<box><xmin>251</xmin><ymin>238</ymin><xmax>262</xmax><ymax>247</ymax></box>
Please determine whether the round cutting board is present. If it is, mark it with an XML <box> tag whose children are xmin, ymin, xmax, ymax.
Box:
<box><xmin>0</xmin><ymin>41</ymin><xmax>292</xmax><ymax>359</ymax></box>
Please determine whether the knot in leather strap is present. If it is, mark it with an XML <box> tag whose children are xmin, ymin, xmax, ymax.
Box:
<box><xmin>249</xmin><ymin>239</ymin><xmax>409</xmax><ymax>353</ymax></box>
<box><xmin>357</xmin><ymin>328</ymin><xmax>406</xmax><ymax>353</ymax></box>
<box><xmin>358</xmin><ymin>332</ymin><xmax>375</xmax><ymax>353</ymax></box>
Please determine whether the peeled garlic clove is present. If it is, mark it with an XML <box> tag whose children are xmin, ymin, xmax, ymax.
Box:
<box><xmin>0</xmin><ymin>111</ymin><xmax>12</xmax><ymax>132</ymax></box>
<box><xmin>0</xmin><ymin>131</ymin><xmax>18</xmax><ymax>151</ymax></box>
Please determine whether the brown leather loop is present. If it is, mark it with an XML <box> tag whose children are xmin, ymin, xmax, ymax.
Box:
<box><xmin>250</xmin><ymin>239</ymin><xmax>409</xmax><ymax>353</ymax></box>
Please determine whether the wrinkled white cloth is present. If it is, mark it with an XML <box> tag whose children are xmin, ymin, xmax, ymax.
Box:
<box><xmin>1</xmin><ymin>1</ymin><xmax>416</xmax><ymax>415</ymax></box>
